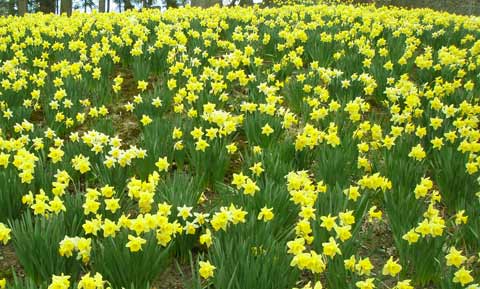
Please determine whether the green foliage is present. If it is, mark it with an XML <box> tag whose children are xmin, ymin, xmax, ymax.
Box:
<box><xmin>0</xmin><ymin>167</ymin><xmax>26</xmax><ymax>222</ymax></box>
<box><xmin>155</xmin><ymin>171</ymin><xmax>204</xmax><ymax>258</ymax></box>
<box><xmin>9</xmin><ymin>213</ymin><xmax>83</xmax><ymax>284</ymax></box>
<box><xmin>156</xmin><ymin>171</ymin><xmax>204</xmax><ymax>208</ymax></box>
<box><xmin>208</xmin><ymin>218</ymin><xmax>299</xmax><ymax>289</ymax></box>
<box><xmin>6</xmin><ymin>274</ymin><xmax>47</xmax><ymax>289</ymax></box>
<box><xmin>186</xmin><ymin>136</ymin><xmax>231</xmax><ymax>189</ymax></box>
<box><xmin>176</xmin><ymin>252</ymin><xmax>202</xmax><ymax>289</ymax></box>
<box><xmin>90</xmin><ymin>231</ymin><xmax>171</xmax><ymax>289</ymax></box>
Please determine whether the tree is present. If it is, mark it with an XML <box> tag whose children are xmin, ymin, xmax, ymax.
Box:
<box><xmin>73</xmin><ymin>0</ymin><xmax>95</xmax><ymax>12</ymax></box>
<box><xmin>191</xmin><ymin>0</ymin><xmax>221</xmax><ymax>7</ymax></box>
<box><xmin>8</xmin><ymin>0</ymin><xmax>15</xmax><ymax>14</ymax></box>
<box><xmin>98</xmin><ymin>0</ymin><xmax>105</xmax><ymax>11</ymax></box>
<box><xmin>165</xmin><ymin>0</ymin><xmax>177</xmax><ymax>8</ymax></box>
<box><xmin>124</xmin><ymin>0</ymin><xmax>134</xmax><ymax>10</ymax></box>
<box><xmin>112</xmin><ymin>0</ymin><xmax>121</xmax><ymax>11</ymax></box>
<box><xmin>61</xmin><ymin>0</ymin><xmax>72</xmax><ymax>15</ymax></box>
<box><xmin>18</xmin><ymin>0</ymin><xmax>27</xmax><ymax>14</ymax></box>
<box><xmin>0</xmin><ymin>0</ymin><xmax>17</xmax><ymax>15</ymax></box>
<box><xmin>39</xmin><ymin>0</ymin><xmax>55</xmax><ymax>13</ymax></box>
<box><xmin>0</xmin><ymin>2</ymin><xmax>9</xmax><ymax>15</ymax></box>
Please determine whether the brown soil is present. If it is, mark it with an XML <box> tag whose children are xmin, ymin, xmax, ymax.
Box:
<box><xmin>0</xmin><ymin>244</ymin><xmax>23</xmax><ymax>279</ymax></box>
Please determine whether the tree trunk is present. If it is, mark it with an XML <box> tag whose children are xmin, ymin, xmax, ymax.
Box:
<box><xmin>106</xmin><ymin>0</ymin><xmax>110</xmax><ymax>11</ymax></box>
<box><xmin>98</xmin><ymin>0</ymin><xmax>105</xmax><ymax>11</ymax></box>
<box><xmin>60</xmin><ymin>0</ymin><xmax>72</xmax><ymax>15</ymax></box>
<box><xmin>124</xmin><ymin>0</ymin><xmax>133</xmax><ymax>10</ymax></box>
<box><xmin>39</xmin><ymin>0</ymin><xmax>55</xmax><ymax>13</ymax></box>
<box><xmin>17</xmin><ymin>0</ymin><xmax>26</xmax><ymax>15</ymax></box>
<box><xmin>166</xmin><ymin>0</ymin><xmax>177</xmax><ymax>8</ymax></box>
<box><xmin>191</xmin><ymin>0</ymin><xmax>221</xmax><ymax>7</ymax></box>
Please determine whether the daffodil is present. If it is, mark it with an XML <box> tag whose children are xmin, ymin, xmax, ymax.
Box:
<box><xmin>199</xmin><ymin>261</ymin><xmax>216</xmax><ymax>279</ymax></box>
<box><xmin>126</xmin><ymin>235</ymin><xmax>146</xmax><ymax>252</ymax></box>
